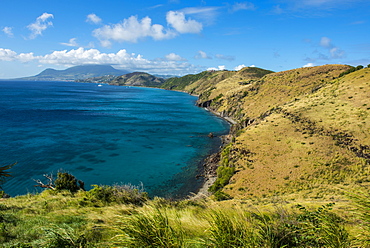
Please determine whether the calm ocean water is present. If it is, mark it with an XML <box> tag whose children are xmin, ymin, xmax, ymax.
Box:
<box><xmin>0</xmin><ymin>81</ymin><xmax>229</xmax><ymax>197</ymax></box>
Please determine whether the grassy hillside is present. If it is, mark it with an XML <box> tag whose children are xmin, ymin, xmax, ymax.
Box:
<box><xmin>215</xmin><ymin>66</ymin><xmax>370</xmax><ymax>200</ymax></box>
<box><xmin>1</xmin><ymin>187</ymin><xmax>369</xmax><ymax>247</ymax></box>
<box><xmin>178</xmin><ymin>64</ymin><xmax>369</xmax><ymax>201</ymax></box>
<box><xmin>1</xmin><ymin>65</ymin><xmax>370</xmax><ymax>247</ymax></box>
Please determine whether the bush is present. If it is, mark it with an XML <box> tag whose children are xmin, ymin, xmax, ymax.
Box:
<box><xmin>339</xmin><ymin>65</ymin><xmax>364</xmax><ymax>77</ymax></box>
<box><xmin>87</xmin><ymin>184</ymin><xmax>148</xmax><ymax>206</ymax></box>
<box><xmin>209</xmin><ymin>166</ymin><xmax>235</xmax><ymax>193</ymax></box>
<box><xmin>213</xmin><ymin>191</ymin><xmax>232</xmax><ymax>201</ymax></box>
<box><xmin>54</xmin><ymin>172</ymin><xmax>85</xmax><ymax>193</ymax></box>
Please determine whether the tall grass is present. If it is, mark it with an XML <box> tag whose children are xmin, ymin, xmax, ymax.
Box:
<box><xmin>114</xmin><ymin>207</ymin><xmax>185</xmax><ymax>248</ymax></box>
<box><xmin>206</xmin><ymin>210</ymin><xmax>257</xmax><ymax>247</ymax></box>
<box><xmin>0</xmin><ymin>190</ymin><xmax>358</xmax><ymax>247</ymax></box>
<box><xmin>347</xmin><ymin>189</ymin><xmax>370</xmax><ymax>247</ymax></box>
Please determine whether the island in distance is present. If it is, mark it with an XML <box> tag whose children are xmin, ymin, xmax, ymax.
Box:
<box><xmin>13</xmin><ymin>64</ymin><xmax>130</xmax><ymax>81</ymax></box>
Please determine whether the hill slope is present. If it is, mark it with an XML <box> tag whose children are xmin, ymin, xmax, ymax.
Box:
<box><xmin>168</xmin><ymin>65</ymin><xmax>370</xmax><ymax>201</ymax></box>
<box><xmin>78</xmin><ymin>71</ymin><xmax>165</xmax><ymax>87</ymax></box>
<box><xmin>109</xmin><ymin>72</ymin><xmax>165</xmax><ymax>87</ymax></box>
<box><xmin>16</xmin><ymin>65</ymin><xmax>129</xmax><ymax>81</ymax></box>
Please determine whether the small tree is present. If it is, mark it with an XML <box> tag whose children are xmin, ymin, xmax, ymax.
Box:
<box><xmin>54</xmin><ymin>172</ymin><xmax>85</xmax><ymax>193</ymax></box>
<box><xmin>34</xmin><ymin>171</ymin><xmax>85</xmax><ymax>193</ymax></box>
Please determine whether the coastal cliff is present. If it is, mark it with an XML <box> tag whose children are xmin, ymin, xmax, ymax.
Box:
<box><xmin>162</xmin><ymin>65</ymin><xmax>370</xmax><ymax>201</ymax></box>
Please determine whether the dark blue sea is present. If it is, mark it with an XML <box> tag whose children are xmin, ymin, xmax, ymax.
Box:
<box><xmin>0</xmin><ymin>81</ymin><xmax>229</xmax><ymax>197</ymax></box>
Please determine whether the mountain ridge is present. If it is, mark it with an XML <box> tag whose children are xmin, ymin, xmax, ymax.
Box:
<box><xmin>14</xmin><ymin>64</ymin><xmax>130</xmax><ymax>81</ymax></box>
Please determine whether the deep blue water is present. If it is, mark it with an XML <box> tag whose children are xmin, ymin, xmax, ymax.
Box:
<box><xmin>0</xmin><ymin>81</ymin><xmax>229</xmax><ymax>197</ymax></box>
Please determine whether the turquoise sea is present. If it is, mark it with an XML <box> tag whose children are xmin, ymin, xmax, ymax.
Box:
<box><xmin>0</xmin><ymin>81</ymin><xmax>229</xmax><ymax>197</ymax></box>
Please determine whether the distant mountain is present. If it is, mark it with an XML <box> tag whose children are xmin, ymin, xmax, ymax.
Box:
<box><xmin>16</xmin><ymin>65</ymin><xmax>130</xmax><ymax>81</ymax></box>
<box><xmin>109</xmin><ymin>72</ymin><xmax>165</xmax><ymax>87</ymax></box>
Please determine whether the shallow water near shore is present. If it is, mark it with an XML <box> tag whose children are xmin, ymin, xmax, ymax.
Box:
<box><xmin>0</xmin><ymin>81</ymin><xmax>229</xmax><ymax>197</ymax></box>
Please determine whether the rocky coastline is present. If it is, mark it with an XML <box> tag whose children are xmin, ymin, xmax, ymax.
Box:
<box><xmin>189</xmin><ymin>105</ymin><xmax>235</xmax><ymax>200</ymax></box>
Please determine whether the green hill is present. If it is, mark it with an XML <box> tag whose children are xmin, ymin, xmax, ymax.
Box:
<box><xmin>16</xmin><ymin>65</ymin><xmax>129</xmax><ymax>81</ymax></box>
<box><xmin>1</xmin><ymin>64</ymin><xmax>370</xmax><ymax>247</ymax></box>
<box><xmin>109</xmin><ymin>72</ymin><xmax>165</xmax><ymax>87</ymax></box>
<box><xmin>78</xmin><ymin>71</ymin><xmax>165</xmax><ymax>87</ymax></box>
<box><xmin>166</xmin><ymin>64</ymin><xmax>369</xmax><ymax>201</ymax></box>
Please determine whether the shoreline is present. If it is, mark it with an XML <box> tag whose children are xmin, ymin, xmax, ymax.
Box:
<box><xmin>188</xmin><ymin>107</ymin><xmax>235</xmax><ymax>200</ymax></box>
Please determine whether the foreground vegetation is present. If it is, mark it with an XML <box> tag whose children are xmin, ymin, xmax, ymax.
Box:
<box><xmin>2</xmin><ymin>64</ymin><xmax>370</xmax><ymax>247</ymax></box>
<box><xmin>1</xmin><ymin>186</ymin><xmax>369</xmax><ymax>247</ymax></box>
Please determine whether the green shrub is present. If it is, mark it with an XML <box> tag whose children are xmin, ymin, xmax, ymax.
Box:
<box><xmin>87</xmin><ymin>184</ymin><xmax>148</xmax><ymax>206</ymax></box>
<box><xmin>54</xmin><ymin>172</ymin><xmax>84</xmax><ymax>193</ymax></box>
<box><xmin>339</xmin><ymin>65</ymin><xmax>364</xmax><ymax>77</ymax></box>
<box><xmin>212</xmin><ymin>191</ymin><xmax>232</xmax><ymax>201</ymax></box>
<box><xmin>209</xmin><ymin>166</ymin><xmax>235</xmax><ymax>193</ymax></box>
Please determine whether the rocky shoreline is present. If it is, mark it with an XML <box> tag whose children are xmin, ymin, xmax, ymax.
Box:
<box><xmin>189</xmin><ymin>152</ymin><xmax>221</xmax><ymax>199</ymax></box>
<box><xmin>189</xmin><ymin>127</ymin><xmax>234</xmax><ymax>200</ymax></box>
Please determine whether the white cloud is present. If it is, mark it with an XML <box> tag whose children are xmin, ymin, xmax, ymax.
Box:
<box><xmin>92</xmin><ymin>11</ymin><xmax>203</xmax><ymax>46</ymax></box>
<box><xmin>38</xmin><ymin>48</ymin><xmax>139</xmax><ymax>65</ymax></box>
<box><xmin>86</xmin><ymin>13</ymin><xmax>102</xmax><ymax>24</ymax></box>
<box><xmin>148</xmin><ymin>4</ymin><xmax>164</xmax><ymax>9</ymax></box>
<box><xmin>181</xmin><ymin>7</ymin><xmax>220</xmax><ymax>25</ymax></box>
<box><xmin>18</xmin><ymin>52</ymin><xmax>36</xmax><ymax>63</ymax></box>
<box><xmin>165</xmin><ymin>53</ymin><xmax>187</xmax><ymax>61</ymax></box>
<box><xmin>93</xmin><ymin>16</ymin><xmax>176</xmax><ymax>45</ymax></box>
<box><xmin>60</xmin><ymin>38</ymin><xmax>79</xmax><ymax>47</ymax></box>
<box><xmin>278</xmin><ymin>0</ymin><xmax>365</xmax><ymax>11</ymax></box>
<box><xmin>303</xmin><ymin>62</ymin><xmax>315</xmax><ymax>67</ymax></box>
<box><xmin>215</xmin><ymin>54</ymin><xmax>235</xmax><ymax>61</ymax></box>
<box><xmin>195</xmin><ymin>50</ymin><xmax>212</xmax><ymax>59</ymax></box>
<box><xmin>234</xmin><ymin>64</ymin><xmax>246</xmax><ymax>70</ymax></box>
<box><xmin>329</xmin><ymin>47</ymin><xmax>345</xmax><ymax>59</ymax></box>
<box><xmin>166</xmin><ymin>11</ymin><xmax>203</xmax><ymax>34</ymax></box>
<box><xmin>27</xmin><ymin>13</ymin><xmax>54</xmax><ymax>39</ymax></box>
<box><xmin>2</xmin><ymin>27</ymin><xmax>14</xmax><ymax>37</ymax></box>
<box><xmin>0</xmin><ymin>48</ymin><xmax>17</xmax><ymax>61</ymax></box>
<box><xmin>299</xmin><ymin>0</ymin><xmax>360</xmax><ymax>7</ymax></box>
<box><xmin>207</xmin><ymin>65</ymin><xmax>226</xmax><ymax>71</ymax></box>
<box><xmin>0</xmin><ymin>49</ymin><xmax>35</xmax><ymax>63</ymax></box>
<box><xmin>319</xmin><ymin>37</ymin><xmax>345</xmax><ymax>59</ymax></box>
<box><xmin>0</xmin><ymin>47</ymin><xmax>200</xmax><ymax>75</ymax></box>
<box><xmin>305</xmin><ymin>36</ymin><xmax>345</xmax><ymax>62</ymax></box>
<box><xmin>231</xmin><ymin>2</ymin><xmax>256</xmax><ymax>12</ymax></box>
<box><xmin>320</xmin><ymin>37</ymin><xmax>332</xmax><ymax>48</ymax></box>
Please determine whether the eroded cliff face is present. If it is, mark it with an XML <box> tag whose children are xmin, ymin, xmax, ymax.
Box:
<box><xmin>172</xmin><ymin>65</ymin><xmax>370</xmax><ymax>200</ymax></box>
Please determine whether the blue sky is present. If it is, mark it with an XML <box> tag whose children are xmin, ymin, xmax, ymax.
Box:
<box><xmin>0</xmin><ymin>0</ymin><xmax>369</xmax><ymax>78</ymax></box>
